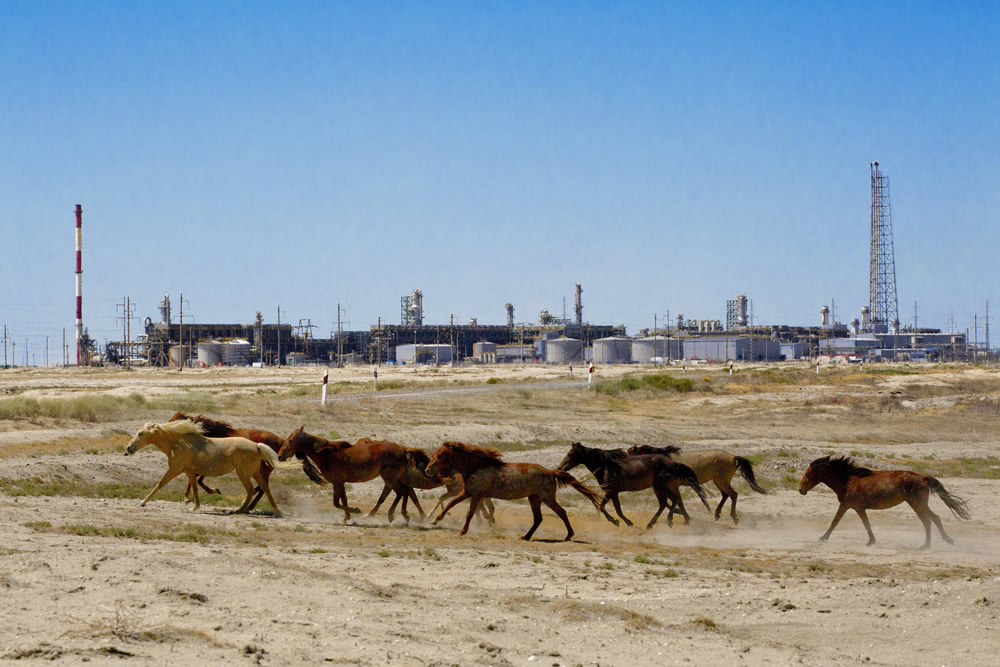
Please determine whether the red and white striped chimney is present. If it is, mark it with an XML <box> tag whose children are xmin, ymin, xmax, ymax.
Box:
<box><xmin>75</xmin><ymin>204</ymin><xmax>83</xmax><ymax>366</ymax></box>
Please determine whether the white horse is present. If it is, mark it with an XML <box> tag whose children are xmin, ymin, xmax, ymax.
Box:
<box><xmin>125</xmin><ymin>420</ymin><xmax>283</xmax><ymax>516</ymax></box>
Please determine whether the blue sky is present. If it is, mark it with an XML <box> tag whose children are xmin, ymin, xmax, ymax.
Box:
<box><xmin>2</xmin><ymin>2</ymin><xmax>998</xmax><ymax>362</ymax></box>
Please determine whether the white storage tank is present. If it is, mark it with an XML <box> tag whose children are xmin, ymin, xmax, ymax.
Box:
<box><xmin>592</xmin><ymin>337</ymin><xmax>632</xmax><ymax>364</ymax></box>
<box><xmin>545</xmin><ymin>336</ymin><xmax>583</xmax><ymax>363</ymax></box>
<box><xmin>197</xmin><ymin>341</ymin><xmax>222</xmax><ymax>366</ymax></box>
<box><xmin>632</xmin><ymin>337</ymin><xmax>680</xmax><ymax>363</ymax></box>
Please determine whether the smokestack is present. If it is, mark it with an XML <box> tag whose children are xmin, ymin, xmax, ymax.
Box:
<box><xmin>75</xmin><ymin>204</ymin><xmax>83</xmax><ymax>366</ymax></box>
<box><xmin>574</xmin><ymin>284</ymin><xmax>583</xmax><ymax>325</ymax></box>
<box><xmin>820</xmin><ymin>306</ymin><xmax>830</xmax><ymax>328</ymax></box>
<box><xmin>505</xmin><ymin>303</ymin><xmax>514</xmax><ymax>328</ymax></box>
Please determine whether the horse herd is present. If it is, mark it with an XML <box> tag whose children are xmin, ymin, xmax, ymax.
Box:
<box><xmin>122</xmin><ymin>413</ymin><xmax>972</xmax><ymax>548</ymax></box>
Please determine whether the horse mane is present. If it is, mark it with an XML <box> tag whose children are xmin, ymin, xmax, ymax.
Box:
<box><xmin>810</xmin><ymin>455</ymin><xmax>874</xmax><ymax>479</ymax></box>
<box><xmin>441</xmin><ymin>441</ymin><xmax>505</xmax><ymax>468</ymax></box>
<box><xmin>314</xmin><ymin>437</ymin><xmax>353</xmax><ymax>453</ymax></box>
<box><xmin>628</xmin><ymin>444</ymin><xmax>682</xmax><ymax>457</ymax></box>
<box><xmin>157</xmin><ymin>419</ymin><xmax>205</xmax><ymax>437</ymax></box>
<box><xmin>406</xmin><ymin>448</ymin><xmax>431</xmax><ymax>468</ymax></box>
<box><xmin>171</xmin><ymin>412</ymin><xmax>239</xmax><ymax>437</ymax></box>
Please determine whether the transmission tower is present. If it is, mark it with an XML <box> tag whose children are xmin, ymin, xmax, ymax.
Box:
<box><xmin>869</xmin><ymin>161</ymin><xmax>898</xmax><ymax>329</ymax></box>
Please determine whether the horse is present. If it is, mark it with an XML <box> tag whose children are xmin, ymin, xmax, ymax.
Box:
<box><xmin>169</xmin><ymin>412</ymin><xmax>285</xmax><ymax>511</ymax></box>
<box><xmin>368</xmin><ymin>448</ymin><xmax>495</xmax><ymax>524</ymax></box>
<box><xmin>425</xmin><ymin>441</ymin><xmax>602</xmax><ymax>541</ymax></box>
<box><xmin>799</xmin><ymin>455</ymin><xmax>971</xmax><ymax>548</ymax></box>
<box><xmin>556</xmin><ymin>442</ymin><xmax>710</xmax><ymax>529</ymax></box>
<box><xmin>276</xmin><ymin>427</ymin><xmax>412</xmax><ymax>523</ymax></box>
<box><xmin>627</xmin><ymin>444</ymin><xmax>767</xmax><ymax>525</ymax></box>
<box><xmin>124</xmin><ymin>420</ymin><xmax>282</xmax><ymax>516</ymax></box>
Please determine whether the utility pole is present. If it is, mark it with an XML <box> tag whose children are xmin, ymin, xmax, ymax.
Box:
<box><xmin>62</xmin><ymin>328</ymin><xmax>66</xmax><ymax>366</ymax></box>
<box><xmin>11</xmin><ymin>339</ymin><xmax>14</xmax><ymax>368</ymax></box>
<box><xmin>179</xmin><ymin>293</ymin><xmax>184</xmax><ymax>371</ymax></box>
<box><xmin>337</xmin><ymin>304</ymin><xmax>343</xmax><ymax>368</ymax></box>
<box><xmin>913</xmin><ymin>301</ymin><xmax>918</xmax><ymax>330</ymax></box>
<box><xmin>24</xmin><ymin>338</ymin><xmax>28</xmax><ymax>367</ymax></box>
<box><xmin>975</xmin><ymin>314</ymin><xmax>979</xmax><ymax>364</ymax></box>
<box><xmin>3</xmin><ymin>324</ymin><xmax>7</xmax><ymax>368</ymax></box>
<box><xmin>987</xmin><ymin>302</ymin><xmax>991</xmax><ymax>358</ymax></box>
<box><xmin>45</xmin><ymin>336</ymin><xmax>49</xmax><ymax>367</ymax></box>
<box><xmin>277</xmin><ymin>306</ymin><xmax>281</xmax><ymax>367</ymax></box>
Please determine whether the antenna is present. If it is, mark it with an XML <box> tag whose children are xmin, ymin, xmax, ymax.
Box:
<box><xmin>869</xmin><ymin>161</ymin><xmax>899</xmax><ymax>329</ymax></box>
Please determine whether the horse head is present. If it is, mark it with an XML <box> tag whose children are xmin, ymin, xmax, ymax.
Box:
<box><xmin>555</xmin><ymin>442</ymin><xmax>585</xmax><ymax>472</ymax></box>
<box><xmin>125</xmin><ymin>423</ymin><xmax>157</xmax><ymax>455</ymax></box>
<box><xmin>425</xmin><ymin>444</ymin><xmax>457</xmax><ymax>479</ymax></box>
<box><xmin>277</xmin><ymin>426</ymin><xmax>307</xmax><ymax>461</ymax></box>
<box><xmin>798</xmin><ymin>456</ymin><xmax>830</xmax><ymax>495</ymax></box>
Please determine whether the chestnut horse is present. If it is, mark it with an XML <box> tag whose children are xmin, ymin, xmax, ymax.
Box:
<box><xmin>125</xmin><ymin>420</ymin><xmax>282</xmax><ymax>516</ymax></box>
<box><xmin>425</xmin><ymin>442</ymin><xmax>602</xmax><ymax>541</ymax></box>
<box><xmin>556</xmin><ymin>442</ymin><xmax>710</xmax><ymax>529</ymax></box>
<box><xmin>799</xmin><ymin>455</ymin><xmax>971</xmax><ymax>548</ymax></box>
<box><xmin>277</xmin><ymin>427</ymin><xmax>412</xmax><ymax>523</ymax></box>
<box><xmin>169</xmin><ymin>412</ymin><xmax>284</xmax><ymax>511</ymax></box>
<box><xmin>627</xmin><ymin>444</ymin><xmax>767</xmax><ymax>525</ymax></box>
<box><xmin>368</xmin><ymin>448</ymin><xmax>495</xmax><ymax>524</ymax></box>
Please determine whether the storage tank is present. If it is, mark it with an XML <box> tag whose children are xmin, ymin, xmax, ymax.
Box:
<box><xmin>545</xmin><ymin>336</ymin><xmax>583</xmax><ymax>363</ymax></box>
<box><xmin>592</xmin><ymin>337</ymin><xmax>632</xmax><ymax>364</ymax></box>
<box><xmin>632</xmin><ymin>336</ymin><xmax>681</xmax><ymax>363</ymax></box>
<box><xmin>473</xmin><ymin>341</ymin><xmax>497</xmax><ymax>356</ymax></box>
<box><xmin>223</xmin><ymin>339</ymin><xmax>252</xmax><ymax>366</ymax></box>
<box><xmin>197</xmin><ymin>341</ymin><xmax>222</xmax><ymax>366</ymax></box>
<box><xmin>168</xmin><ymin>345</ymin><xmax>185</xmax><ymax>367</ymax></box>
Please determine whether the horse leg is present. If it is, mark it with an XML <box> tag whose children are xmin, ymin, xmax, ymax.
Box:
<box><xmin>647</xmin><ymin>485</ymin><xmax>673</xmax><ymax>530</ymax></box>
<box><xmin>334</xmin><ymin>483</ymin><xmax>353</xmax><ymax>523</ymax></box>
<box><xmin>434</xmin><ymin>491</ymin><xmax>470</xmax><ymax>524</ymax></box>
<box><xmin>855</xmin><ymin>508</ymin><xmax>876</xmax><ymax>546</ymax></box>
<box><xmin>369</xmin><ymin>483</ymin><xmax>393</xmax><ymax>517</ymax></box>
<box><xmin>477</xmin><ymin>498</ymin><xmax>496</xmax><ymax>525</ymax></box>
<box><xmin>458</xmin><ymin>496</ymin><xmax>484</xmax><ymax>536</ymax></box>
<box><xmin>670</xmin><ymin>488</ymin><xmax>691</xmax><ymax>525</ymax></box>
<box><xmin>245</xmin><ymin>463</ymin><xmax>272</xmax><ymax>512</ymax></box>
<box><xmin>231</xmin><ymin>469</ymin><xmax>258</xmax><ymax>515</ymax></box>
<box><xmin>716</xmin><ymin>477</ymin><xmax>738</xmax><ymax>525</ymax></box>
<box><xmin>406</xmin><ymin>488</ymin><xmax>426</xmax><ymax>522</ymax></box>
<box><xmin>252</xmin><ymin>469</ymin><xmax>282</xmax><ymax>518</ymax></box>
<box><xmin>820</xmin><ymin>503</ymin><xmax>849</xmax><ymax>541</ymax></box>
<box><xmin>609</xmin><ymin>493</ymin><xmax>634</xmax><ymax>528</ymax></box>
<box><xmin>198</xmin><ymin>475</ymin><xmax>221</xmax><ymax>496</ymax></box>
<box><xmin>595</xmin><ymin>493</ymin><xmax>620</xmax><ymax>527</ymax></box>
<box><xmin>522</xmin><ymin>496</ymin><xmax>544</xmax><ymax>541</ymax></box>
<box><xmin>188</xmin><ymin>473</ymin><xmax>202</xmax><ymax>511</ymax></box>
<box><xmin>543</xmin><ymin>495</ymin><xmax>574</xmax><ymax>541</ymax></box>
<box><xmin>927</xmin><ymin>508</ymin><xmax>954</xmax><ymax>546</ymax></box>
<box><xmin>139</xmin><ymin>467</ymin><xmax>184</xmax><ymax>506</ymax></box>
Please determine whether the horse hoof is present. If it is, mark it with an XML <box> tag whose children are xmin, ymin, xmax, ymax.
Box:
<box><xmin>610</xmin><ymin>519</ymin><xmax>620</xmax><ymax>527</ymax></box>
<box><xmin>818</xmin><ymin>536</ymin><xmax>829</xmax><ymax>542</ymax></box>
<box><xmin>272</xmin><ymin>510</ymin><xmax>284</xmax><ymax>519</ymax></box>
<box><xmin>945</xmin><ymin>538</ymin><xmax>955</xmax><ymax>545</ymax></box>
<box><xmin>564</xmin><ymin>534</ymin><xmax>574</xmax><ymax>542</ymax></box>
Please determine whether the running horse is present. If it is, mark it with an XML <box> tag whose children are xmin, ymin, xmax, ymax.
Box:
<box><xmin>556</xmin><ymin>442</ymin><xmax>710</xmax><ymax>529</ymax></box>
<box><xmin>799</xmin><ymin>455</ymin><xmax>971</xmax><ymax>548</ymax></box>
<box><xmin>169</xmin><ymin>412</ymin><xmax>285</xmax><ymax>511</ymax></box>
<box><xmin>627</xmin><ymin>444</ymin><xmax>767</xmax><ymax>525</ymax></box>
<box><xmin>276</xmin><ymin>428</ymin><xmax>412</xmax><ymax>523</ymax></box>
<box><xmin>368</xmin><ymin>448</ymin><xmax>495</xmax><ymax>524</ymax></box>
<box><xmin>124</xmin><ymin>420</ymin><xmax>283</xmax><ymax>516</ymax></box>
<box><xmin>425</xmin><ymin>442</ymin><xmax>602</xmax><ymax>541</ymax></box>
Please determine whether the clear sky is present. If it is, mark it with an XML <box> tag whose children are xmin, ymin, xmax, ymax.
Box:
<box><xmin>2</xmin><ymin>2</ymin><xmax>998</xmax><ymax>363</ymax></box>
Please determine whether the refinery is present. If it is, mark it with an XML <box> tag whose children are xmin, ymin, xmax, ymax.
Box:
<box><xmin>10</xmin><ymin>162</ymin><xmax>990</xmax><ymax>369</ymax></box>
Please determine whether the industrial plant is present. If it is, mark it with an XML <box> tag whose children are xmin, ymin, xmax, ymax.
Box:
<box><xmin>51</xmin><ymin>162</ymin><xmax>991</xmax><ymax>370</ymax></box>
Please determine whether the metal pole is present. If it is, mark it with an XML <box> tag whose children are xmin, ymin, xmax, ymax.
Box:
<box><xmin>75</xmin><ymin>204</ymin><xmax>83</xmax><ymax>367</ymax></box>
<box><xmin>179</xmin><ymin>293</ymin><xmax>184</xmax><ymax>371</ymax></box>
<box><xmin>277</xmin><ymin>306</ymin><xmax>281</xmax><ymax>367</ymax></box>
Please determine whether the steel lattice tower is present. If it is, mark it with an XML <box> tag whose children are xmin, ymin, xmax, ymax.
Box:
<box><xmin>869</xmin><ymin>161</ymin><xmax>898</xmax><ymax>328</ymax></box>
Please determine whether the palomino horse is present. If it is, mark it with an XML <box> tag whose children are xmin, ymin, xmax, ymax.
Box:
<box><xmin>627</xmin><ymin>444</ymin><xmax>767</xmax><ymax>525</ymax></box>
<box><xmin>169</xmin><ymin>412</ymin><xmax>285</xmax><ymax>511</ymax></box>
<box><xmin>277</xmin><ymin>428</ymin><xmax>412</xmax><ymax>523</ymax></box>
<box><xmin>799</xmin><ymin>455</ymin><xmax>971</xmax><ymax>548</ymax></box>
<box><xmin>425</xmin><ymin>441</ymin><xmax>602</xmax><ymax>541</ymax></box>
<box><xmin>556</xmin><ymin>442</ymin><xmax>709</xmax><ymax>529</ymax></box>
<box><xmin>368</xmin><ymin>448</ymin><xmax>495</xmax><ymax>524</ymax></box>
<box><xmin>124</xmin><ymin>420</ymin><xmax>282</xmax><ymax>516</ymax></box>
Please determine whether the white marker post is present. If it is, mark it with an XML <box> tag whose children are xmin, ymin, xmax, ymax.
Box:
<box><xmin>374</xmin><ymin>366</ymin><xmax>378</xmax><ymax>392</ymax></box>
<box><xmin>321</xmin><ymin>369</ymin><xmax>329</xmax><ymax>406</ymax></box>
<box><xmin>588</xmin><ymin>362</ymin><xmax>594</xmax><ymax>388</ymax></box>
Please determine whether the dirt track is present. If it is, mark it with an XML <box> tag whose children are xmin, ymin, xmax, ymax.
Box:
<box><xmin>2</xmin><ymin>364</ymin><xmax>999</xmax><ymax>665</ymax></box>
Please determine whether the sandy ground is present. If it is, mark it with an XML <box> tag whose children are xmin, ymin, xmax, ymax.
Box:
<box><xmin>2</xmin><ymin>364</ymin><xmax>1000</xmax><ymax>665</ymax></box>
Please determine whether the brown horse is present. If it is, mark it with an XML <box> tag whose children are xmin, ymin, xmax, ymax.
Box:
<box><xmin>425</xmin><ymin>442</ymin><xmax>602</xmax><ymax>541</ymax></box>
<box><xmin>170</xmin><ymin>412</ymin><xmax>284</xmax><ymax>511</ymax></box>
<box><xmin>627</xmin><ymin>444</ymin><xmax>767</xmax><ymax>525</ymax></box>
<box><xmin>799</xmin><ymin>455</ymin><xmax>971</xmax><ymax>548</ymax></box>
<box><xmin>556</xmin><ymin>442</ymin><xmax>710</xmax><ymax>529</ymax></box>
<box><xmin>125</xmin><ymin>420</ymin><xmax>282</xmax><ymax>516</ymax></box>
<box><xmin>276</xmin><ymin>427</ymin><xmax>412</xmax><ymax>523</ymax></box>
<box><xmin>368</xmin><ymin>448</ymin><xmax>495</xmax><ymax>524</ymax></box>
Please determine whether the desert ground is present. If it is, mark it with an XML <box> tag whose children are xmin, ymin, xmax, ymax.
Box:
<box><xmin>2</xmin><ymin>361</ymin><xmax>1000</xmax><ymax>665</ymax></box>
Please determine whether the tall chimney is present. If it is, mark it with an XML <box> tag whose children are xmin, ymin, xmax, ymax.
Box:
<box><xmin>75</xmin><ymin>204</ymin><xmax>83</xmax><ymax>366</ymax></box>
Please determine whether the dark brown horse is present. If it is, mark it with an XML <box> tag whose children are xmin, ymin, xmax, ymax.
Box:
<box><xmin>169</xmin><ymin>412</ymin><xmax>285</xmax><ymax>511</ymax></box>
<box><xmin>556</xmin><ymin>442</ymin><xmax>710</xmax><ymax>529</ymax></box>
<box><xmin>627</xmin><ymin>444</ymin><xmax>767</xmax><ymax>525</ymax></box>
<box><xmin>276</xmin><ymin>428</ymin><xmax>412</xmax><ymax>523</ymax></box>
<box><xmin>799</xmin><ymin>455</ymin><xmax>971</xmax><ymax>548</ymax></box>
<box><xmin>368</xmin><ymin>448</ymin><xmax>495</xmax><ymax>524</ymax></box>
<box><xmin>425</xmin><ymin>442</ymin><xmax>602</xmax><ymax>541</ymax></box>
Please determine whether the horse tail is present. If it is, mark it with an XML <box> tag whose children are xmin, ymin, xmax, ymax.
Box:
<box><xmin>553</xmin><ymin>470</ymin><xmax>603</xmax><ymax>512</ymax></box>
<box><xmin>735</xmin><ymin>456</ymin><xmax>768</xmax><ymax>494</ymax></box>
<box><xmin>299</xmin><ymin>457</ymin><xmax>329</xmax><ymax>486</ymax></box>
<box><xmin>660</xmin><ymin>462</ymin><xmax>711</xmax><ymax>511</ymax></box>
<box><xmin>927</xmin><ymin>477</ymin><xmax>971</xmax><ymax>520</ymax></box>
<box><xmin>257</xmin><ymin>444</ymin><xmax>299</xmax><ymax>471</ymax></box>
